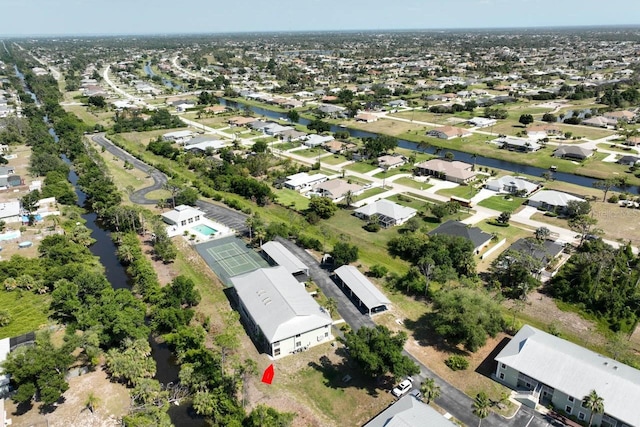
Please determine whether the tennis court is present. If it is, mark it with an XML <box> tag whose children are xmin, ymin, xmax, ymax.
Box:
<box><xmin>195</xmin><ymin>236</ymin><xmax>269</xmax><ymax>286</ymax></box>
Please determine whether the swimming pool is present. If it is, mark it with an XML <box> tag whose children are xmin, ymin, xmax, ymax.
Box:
<box><xmin>192</xmin><ymin>224</ymin><xmax>217</xmax><ymax>236</ymax></box>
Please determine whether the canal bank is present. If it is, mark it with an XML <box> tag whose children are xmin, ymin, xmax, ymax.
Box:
<box><xmin>218</xmin><ymin>97</ymin><xmax>638</xmax><ymax>194</ymax></box>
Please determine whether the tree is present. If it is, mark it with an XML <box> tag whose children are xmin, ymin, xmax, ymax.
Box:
<box><xmin>534</xmin><ymin>227</ymin><xmax>551</xmax><ymax>241</ymax></box>
<box><xmin>343</xmin><ymin>190</ymin><xmax>355</xmax><ymax>207</ymax></box>
<box><xmin>420</xmin><ymin>378</ymin><xmax>441</xmax><ymax>404</ymax></box>
<box><xmin>569</xmin><ymin>214</ymin><xmax>601</xmax><ymax>247</ymax></box>
<box><xmin>87</xmin><ymin>95</ymin><xmax>106</xmax><ymax>108</ymax></box>
<box><xmin>519</xmin><ymin>114</ymin><xmax>534</xmax><ymax>127</ymax></box>
<box><xmin>105</xmin><ymin>338</ymin><xmax>156</xmax><ymax>386</ymax></box>
<box><xmin>542</xmin><ymin>113</ymin><xmax>557</xmax><ymax>123</ymax></box>
<box><xmin>331</xmin><ymin>242</ymin><xmax>359</xmax><ymax>267</ymax></box>
<box><xmin>489</xmin><ymin>248</ymin><xmax>542</xmax><ymax>300</ymax></box>
<box><xmin>431</xmin><ymin>288</ymin><xmax>505</xmax><ymax>352</ymax></box>
<box><xmin>473</xmin><ymin>392</ymin><xmax>491</xmax><ymax>426</ymax></box>
<box><xmin>339</xmin><ymin>325</ymin><xmax>419</xmax><ymax>380</ymax></box>
<box><xmin>592</xmin><ymin>178</ymin><xmax>620</xmax><ymax>202</ymax></box>
<box><xmin>286</xmin><ymin>109</ymin><xmax>300</xmax><ymax>123</ymax></box>
<box><xmin>245</xmin><ymin>404</ymin><xmax>296</xmax><ymax>427</ymax></box>
<box><xmin>21</xmin><ymin>189</ymin><xmax>41</xmax><ymax>224</ymax></box>
<box><xmin>497</xmin><ymin>211</ymin><xmax>511</xmax><ymax>225</ymax></box>
<box><xmin>582</xmin><ymin>390</ymin><xmax>604</xmax><ymax>427</ymax></box>
<box><xmin>252</xmin><ymin>139</ymin><xmax>269</xmax><ymax>153</ymax></box>
<box><xmin>566</xmin><ymin>200</ymin><xmax>591</xmax><ymax>218</ymax></box>
<box><xmin>307</xmin><ymin>119</ymin><xmax>331</xmax><ymax>133</ymax></box>
<box><xmin>325</xmin><ymin>297</ymin><xmax>338</xmax><ymax>318</ymax></box>
<box><xmin>307</xmin><ymin>196</ymin><xmax>337</xmax><ymax>219</ymax></box>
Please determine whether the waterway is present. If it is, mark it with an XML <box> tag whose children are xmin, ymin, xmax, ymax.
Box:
<box><xmin>144</xmin><ymin>61</ymin><xmax>182</xmax><ymax>90</ymax></box>
<box><xmin>218</xmin><ymin>98</ymin><xmax>639</xmax><ymax>194</ymax></box>
<box><xmin>15</xmin><ymin>64</ymin><xmax>201</xmax><ymax>426</ymax></box>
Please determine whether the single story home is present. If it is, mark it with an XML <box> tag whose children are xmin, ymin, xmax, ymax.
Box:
<box><xmin>303</xmin><ymin>134</ymin><xmax>335</xmax><ymax>148</ymax></box>
<box><xmin>582</xmin><ymin>116</ymin><xmax>617</xmax><ymax>128</ymax></box>
<box><xmin>184</xmin><ymin>139</ymin><xmax>226</xmax><ymax>154</ymax></box>
<box><xmin>495</xmin><ymin>136</ymin><xmax>541</xmax><ymax>152</ymax></box>
<box><xmin>603</xmin><ymin>110</ymin><xmax>636</xmax><ymax>123</ymax></box>
<box><xmin>617</xmin><ymin>155</ymin><xmax>639</xmax><ymax>166</ymax></box>
<box><xmin>377</xmin><ymin>155</ymin><xmax>405</xmax><ymax>170</ymax></box>
<box><xmin>334</xmin><ymin>265</ymin><xmax>391</xmax><ymax>316</ymax></box>
<box><xmin>527</xmin><ymin>124</ymin><xmax>562</xmax><ymax>139</ymax></box>
<box><xmin>414</xmin><ymin>159</ymin><xmax>477</xmax><ymax>184</ymax></box>
<box><xmin>364</xmin><ymin>394</ymin><xmax>457</xmax><ymax>427</ymax></box>
<box><xmin>261</xmin><ymin>241</ymin><xmax>309</xmax><ymax>276</ymax></box>
<box><xmin>553</xmin><ymin>146</ymin><xmax>594</xmax><ymax>160</ymax></box>
<box><xmin>495</xmin><ymin>325</ymin><xmax>640</xmax><ymax>427</ymax></box>
<box><xmin>505</xmin><ymin>238</ymin><xmax>564</xmax><ymax>270</ymax></box>
<box><xmin>354</xmin><ymin>199</ymin><xmax>417</xmax><ymax>228</ymax></box>
<box><xmin>228</xmin><ymin>116</ymin><xmax>257</xmax><ymax>127</ymax></box>
<box><xmin>528</xmin><ymin>190</ymin><xmax>585</xmax><ymax>213</ymax></box>
<box><xmin>485</xmin><ymin>175</ymin><xmax>539</xmax><ymax>196</ymax></box>
<box><xmin>264</xmin><ymin>123</ymin><xmax>293</xmax><ymax>136</ymax></box>
<box><xmin>468</xmin><ymin>117</ymin><xmax>497</xmax><ymax>128</ymax></box>
<box><xmin>428</xmin><ymin>220</ymin><xmax>493</xmax><ymax>254</ymax></box>
<box><xmin>324</xmin><ymin>140</ymin><xmax>345</xmax><ymax>154</ymax></box>
<box><xmin>162</xmin><ymin>130</ymin><xmax>193</xmax><ymax>144</ymax></box>
<box><xmin>388</xmin><ymin>99</ymin><xmax>408</xmax><ymax>108</ymax></box>
<box><xmin>0</xmin><ymin>200</ymin><xmax>21</xmax><ymax>223</ymax></box>
<box><xmin>204</xmin><ymin>105</ymin><xmax>227</xmax><ymax>114</ymax></box>
<box><xmin>230</xmin><ymin>266</ymin><xmax>333</xmax><ymax>358</ymax></box>
<box><xmin>314</xmin><ymin>179</ymin><xmax>364</xmax><ymax>201</ymax></box>
<box><xmin>427</xmin><ymin>126</ymin><xmax>473</xmax><ymax>140</ymax></box>
<box><xmin>355</xmin><ymin>113</ymin><xmax>378</xmax><ymax>123</ymax></box>
<box><xmin>283</xmin><ymin>172</ymin><xmax>329</xmax><ymax>192</ymax></box>
<box><xmin>279</xmin><ymin>129</ymin><xmax>307</xmax><ymax>142</ymax></box>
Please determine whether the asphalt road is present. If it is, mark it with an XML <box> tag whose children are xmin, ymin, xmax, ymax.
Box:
<box><xmin>93</xmin><ymin>132</ymin><xmax>562</xmax><ymax>427</ymax></box>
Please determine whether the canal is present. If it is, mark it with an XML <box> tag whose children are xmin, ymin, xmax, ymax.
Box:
<box><xmin>218</xmin><ymin>98</ymin><xmax>639</xmax><ymax>194</ymax></box>
<box><xmin>15</xmin><ymin>64</ymin><xmax>201</xmax><ymax>426</ymax></box>
<box><xmin>144</xmin><ymin>61</ymin><xmax>182</xmax><ymax>90</ymax></box>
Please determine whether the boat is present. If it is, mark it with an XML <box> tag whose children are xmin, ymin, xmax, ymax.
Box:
<box><xmin>18</xmin><ymin>241</ymin><xmax>33</xmax><ymax>248</ymax></box>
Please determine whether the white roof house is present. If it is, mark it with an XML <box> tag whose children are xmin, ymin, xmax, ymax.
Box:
<box><xmin>162</xmin><ymin>130</ymin><xmax>194</xmax><ymax>143</ymax></box>
<box><xmin>364</xmin><ymin>394</ymin><xmax>457</xmax><ymax>427</ymax></box>
<box><xmin>184</xmin><ymin>139</ymin><xmax>226</xmax><ymax>153</ymax></box>
<box><xmin>261</xmin><ymin>241</ymin><xmax>309</xmax><ymax>276</ymax></box>
<box><xmin>354</xmin><ymin>199</ymin><xmax>417</xmax><ymax>227</ymax></box>
<box><xmin>528</xmin><ymin>190</ymin><xmax>584</xmax><ymax>211</ymax></box>
<box><xmin>231</xmin><ymin>267</ymin><xmax>333</xmax><ymax>358</ymax></box>
<box><xmin>283</xmin><ymin>172</ymin><xmax>329</xmax><ymax>191</ymax></box>
<box><xmin>334</xmin><ymin>265</ymin><xmax>391</xmax><ymax>315</ymax></box>
<box><xmin>161</xmin><ymin>205</ymin><xmax>207</xmax><ymax>236</ymax></box>
<box><xmin>485</xmin><ymin>175</ymin><xmax>539</xmax><ymax>196</ymax></box>
<box><xmin>496</xmin><ymin>325</ymin><xmax>640</xmax><ymax>427</ymax></box>
<box><xmin>303</xmin><ymin>134</ymin><xmax>334</xmax><ymax>147</ymax></box>
<box><xmin>469</xmin><ymin>117</ymin><xmax>497</xmax><ymax>128</ymax></box>
<box><xmin>0</xmin><ymin>200</ymin><xmax>21</xmax><ymax>223</ymax></box>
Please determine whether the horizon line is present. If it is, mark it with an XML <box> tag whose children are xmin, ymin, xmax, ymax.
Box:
<box><xmin>1</xmin><ymin>23</ymin><xmax>640</xmax><ymax>39</ymax></box>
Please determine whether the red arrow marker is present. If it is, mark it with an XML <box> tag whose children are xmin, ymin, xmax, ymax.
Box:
<box><xmin>261</xmin><ymin>364</ymin><xmax>274</xmax><ymax>385</ymax></box>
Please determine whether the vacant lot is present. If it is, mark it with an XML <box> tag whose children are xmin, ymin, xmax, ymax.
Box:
<box><xmin>0</xmin><ymin>290</ymin><xmax>50</xmax><ymax>339</ymax></box>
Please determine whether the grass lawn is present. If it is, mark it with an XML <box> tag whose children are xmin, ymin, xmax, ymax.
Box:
<box><xmin>321</xmin><ymin>154</ymin><xmax>349</xmax><ymax>166</ymax></box>
<box><xmin>354</xmin><ymin>187</ymin><xmax>387</xmax><ymax>202</ymax></box>
<box><xmin>271</xmin><ymin>141</ymin><xmax>301</xmax><ymax>151</ymax></box>
<box><xmin>344</xmin><ymin>162</ymin><xmax>378</xmax><ymax>174</ymax></box>
<box><xmin>386</xmin><ymin>194</ymin><xmax>432</xmax><ymax>211</ymax></box>
<box><xmin>393</xmin><ymin>177</ymin><xmax>433</xmax><ymax>191</ymax></box>
<box><xmin>437</xmin><ymin>184</ymin><xmax>479</xmax><ymax>199</ymax></box>
<box><xmin>477</xmin><ymin>195</ymin><xmax>526</xmax><ymax>212</ymax></box>
<box><xmin>373</xmin><ymin>166</ymin><xmax>414</xmax><ymax>179</ymax></box>
<box><xmin>349</xmin><ymin>117</ymin><xmax>424</xmax><ymax>136</ymax></box>
<box><xmin>275</xmin><ymin>188</ymin><xmax>310</xmax><ymax>211</ymax></box>
<box><xmin>91</xmin><ymin>137</ymin><xmax>153</xmax><ymax>195</ymax></box>
<box><xmin>296</xmin><ymin>148</ymin><xmax>326</xmax><ymax>158</ymax></box>
<box><xmin>596</xmin><ymin>143</ymin><xmax>638</xmax><ymax>154</ymax></box>
<box><xmin>0</xmin><ymin>290</ymin><xmax>50</xmax><ymax>339</ymax></box>
<box><xmin>63</xmin><ymin>104</ymin><xmax>113</xmax><ymax>128</ymax></box>
<box><xmin>144</xmin><ymin>189</ymin><xmax>172</xmax><ymax>200</ymax></box>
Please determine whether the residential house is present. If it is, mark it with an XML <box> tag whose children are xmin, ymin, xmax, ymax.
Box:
<box><xmin>388</xmin><ymin>99</ymin><xmax>408</xmax><ymax>108</ymax></box>
<box><xmin>204</xmin><ymin>105</ymin><xmax>227</xmax><ymax>114</ymax></box>
<box><xmin>428</xmin><ymin>220</ymin><xmax>493</xmax><ymax>253</ymax></box>
<box><xmin>414</xmin><ymin>159</ymin><xmax>477</xmax><ymax>184</ymax></box>
<box><xmin>0</xmin><ymin>200</ymin><xmax>21</xmax><ymax>223</ymax></box>
<box><xmin>283</xmin><ymin>172</ymin><xmax>329</xmax><ymax>192</ymax></box>
<box><xmin>161</xmin><ymin>204</ymin><xmax>205</xmax><ymax>235</ymax></box>
<box><xmin>355</xmin><ymin>112</ymin><xmax>378</xmax><ymax>123</ymax></box>
<box><xmin>162</xmin><ymin>130</ymin><xmax>193</xmax><ymax>144</ymax></box>
<box><xmin>364</xmin><ymin>394</ymin><xmax>457</xmax><ymax>427</ymax></box>
<box><xmin>617</xmin><ymin>155</ymin><xmax>639</xmax><ymax>166</ymax></box>
<box><xmin>495</xmin><ymin>325</ymin><xmax>640</xmax><ymax>427</ymax></box>
<box><xmin>485</xmin><ymin>175</ymin><xmax>539</xmax><ymax>196</ymax></box>
<box><xmin>314</xmin><ymin>179</ymin><xmax>363</xmax><ymax>201</ymax></box>
<box><xmin>354</xmin><ymin>199</ymin><xmax>417</xmax><ymax>228</ymax></box>
<box><xmin>603</xmin><ymin>110</ymin><xmax>636</xmax><ymax>123</ymax></box>
<box><xmin>334</xmin><ymin>265</ymin><xmax>391</xmax><ymax>316</ymax></box>
<box><xmin>229</xmin><ymin>266</ymin><xmax>333</xmax><ymax>358</ymax></box>
<box><xmin>427</xmin><ymin>126</ymin><xmax>472</xmax><ymax>140</ymax></box>
<box><xmin>527</xmin><ymin>124</ymin><xmax>562</xmax><ymax>140</ymax></box>
<box><xmin>263</xmin><ymin>123</ymin><xmax>293</xmax><ymax>136</ymax></box>
<box><xmin>528</xmin><ymin>190</ymin><xmax>585</xmax><ymax>213</ymax></box>
<box><xmin>228</xmin><ymin>116</ymin><xmax>257</xmax><ymax>127</ymax></box>
<box><xmin>504</xmin><ymin>238</ymin><xmax>564</xmax><ymax>272</ymax></box>
<box><xmin>377</xmin><ymin>155</ymin><xmax>405</xmax><ymax>170</ymax></box>
<box><xmin>468</xmin><ymin>117</ymin><xmax>497</xmax><ymax>128</ymax></box>
<box><xmin>303</xmin><ymin>134</ymin><xmax>335</xmax><ymax>148</ymax></box>
<box><xmin>553</xmin><ymin>146</ymin><xmax>593</xmax><ymax>160</ymax></box>
<box><xmin>496</xmin><ymin>137</ymin><xmax>542</xmax><ymax>152</ymax></box>
<box><xmin>317</xmin><ymin>104</ymin><xmax>345</xmax><ymax>118</ymax></box>
<box><xmin>279</xmin><ymin>129</ymin><xmax>307</xmax><ymax>142</ymax></box>
<box><xmin>582</xmin><ymin>116</ymin><xmax>617</xmax><ymax>128</ymax></box>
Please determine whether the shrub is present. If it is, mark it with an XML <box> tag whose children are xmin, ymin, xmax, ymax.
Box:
<box><xmin>369</xmin><ymin>264</ymin><xmax>388</xmax><ymax>278</ymax></box>
<box><xmin>445</xmin><ymin>355</ymin><xmax>469</xmax><ymax>371</ymax></box>
<box><xmin>363</xmin><ymin>222</ymin><xmax>381</xmax><ymax>232</ymax></box>
<box><xmin>608</xmin><ymin>195</ymin><xmax>619</xmax><ymax>203</ymax></box>
<box><xmin>298</xmin><ymin>234</ymin><xmax>323</xmax><ymax>251</ymax></box>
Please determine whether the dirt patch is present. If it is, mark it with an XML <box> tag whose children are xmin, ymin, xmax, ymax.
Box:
<box><xmin>5</xmin><ymin>368</ymin><xmax>129</xmax><ymax>427</ymax></box>
<box><xmin>590</xmin><ymin>201</ymin><xmax>640</xmax><ymax>246</ymax></box>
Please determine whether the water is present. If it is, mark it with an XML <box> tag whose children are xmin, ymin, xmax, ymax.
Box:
<box><xmin>218</xmin><ymin>98</ymin><xmax>638</xmax><ymax>194</ymax></box>
<box><xmin>15</xmin><ymin>64</ymin><xmax>200</xmax><ymax>426</ymax></box>
<box><xmin>144</xmin><ymin>61</ymin><xmax>182</xmax><ymax>90</ymax></box>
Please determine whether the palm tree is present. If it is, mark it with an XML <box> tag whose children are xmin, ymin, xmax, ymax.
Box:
<box><xmin>343</xmin><ymin>190</ymin><xmax>355</xmax><ymax>208</ymax></box>
<box><xmin>325</xmin><ymin>297</ymin><xmax>338</xmax><ymax>318</ymax></box>
<box><xmin>583</xmin><ymin>390</ymin><xmax>605</xmax><ymax>427</ymax></box>
<box><xmin>420</xmin><ymin>378</ymin><xmax>441</xmax><ymax>404</ymax></box>
<box><xmin>473</xmin><ymin>392</ymin><xmax>491</xmax><ymax>427</ymax></box>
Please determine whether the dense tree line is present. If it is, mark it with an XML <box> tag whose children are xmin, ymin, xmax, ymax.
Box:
<box><xmin>113</xmin><ymin>109</ymin><xmax>184</xmax><ymax>133</ymax></box>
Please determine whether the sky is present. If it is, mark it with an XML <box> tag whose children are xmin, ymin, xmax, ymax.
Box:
<box><xmin>1</xmin><ymin>0</ymin><xmax>639</xmax><ymax>37</ymax></box>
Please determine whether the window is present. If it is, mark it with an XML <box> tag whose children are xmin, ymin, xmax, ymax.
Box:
<box><xmin>274</xmin><ymin>348</ymin><xmax>280</xmax><ymax>356</ymax></box>
<box><xmin>578</xmin><ymin>413</ymin><xmax>585</xmax><ymax>421</ymax></box>
<box><xmin>565</xmin><ymin>406</ymin><xmax>572</xmax><ymax>414</ymax></box>
<box><xmin>195</xmin><ymin>216</ymin><xmax>200</xmax><ymax>221</ymax></box>
<box><xmin>568</xmin><ymin>396</ymin><xmax>574</xmax><ymax>403</ymax></box>
<box><xmin>501</xmin><ymin>363</ymin><xmax>506</xmax><ymax>369</ymax></box>
<box><xmin>525</xmin><ymin>382</ymin><xmax>531</xmax><ymax>389</ymax></box>
<box><xmin>499</xmin><ymin>373</ymin><xmax>505</xmax><ymax>380</ymax></box>
<box><xmin>296</xmin><ymin>341</ymin><xmax>301</xmax><ymax>348</ymax></box>
<box><xmin>188</xmin><ymin>218</ymin><xmax>193</xmax><ymax>224</ymax></box>
<box><xmin>181</xmin><ymin>220</ymin><xmax>186</xmax><ymax>226</ymax></box>
<box><xmin>324</xmin><ymin>332</ymin><xmax>329</xmax><ymax>338</ymax></box>
<box><xmin>581</xmin><ymin>400</ymin><xmax>587</xmax><ymax>408</ymax></box>
<box><xmin>273</xmin><ymin>341</ymin><xmax>280</xmax><ymax>348</ymax></box>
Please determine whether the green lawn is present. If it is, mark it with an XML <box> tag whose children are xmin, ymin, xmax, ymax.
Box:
<box><xmin>373</xmin><ymin>166</ymin><xmax>414</xmax><ymax>179</ymax></box>
<box><xmin>477</xmin><ymin>195</ymin><xmax>526</xmax><ymax>212</ymax></box>
<box><xmin>321</xmin><ymin>154</ymin><xmax>349</xmax><ymax>166</ymax></box>
<box><xmin>272</xmin><ymin>141</ymin><xmax>301</xmax><ymax>151</ymax></box>
<box><xmin>296</xmin><ymin>148</ymin><xmax>326</xmax><ymax>158</ymax></box>
<box><xmin>437</xmin><ymin>184</ymin><xmax>480</xmax><ymax>199</ymax></box>
<box><xmin>344</xmin><ymin>162</ymin><xmax>378</xmax><ymax>173</ymax></box>
<box><xmin>386</xmin><ymin>194</ymin><xmax>433</xmax><ymax>211</ymax></box>
<box><xmin>0</xmin><ymin>290</ymin><xmax>51</xmax><ymax>339</ymax></box>
<box><xmin>393</xmin><ymin>177</ymin><xmax>433</xmax><ymax>191</ymax></box>
<box><xmin>275</xmin><ymin>189</ymin><xmax>310</xmax><ymax>211</ymax></box>
<box><xmin>354</xmin><ymin>187</ymin><xmax>387</xmax><ymax>202</ymax></box>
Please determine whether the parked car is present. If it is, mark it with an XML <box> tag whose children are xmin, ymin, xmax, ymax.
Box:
<box><xmin>392</xmin><ymin>379</ymin><xmax>412</xmax><ymax>397</ymax></box>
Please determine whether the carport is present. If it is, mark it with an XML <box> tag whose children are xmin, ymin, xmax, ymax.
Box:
<box><xmin>334</xmin><ymin>265</ymin><xmax>391</xmax><ymax>316</ymax></box>
<box><xmin>261</xmin><ymin>241</ymin><xmax>309</xmax><ymax>276</ymax></box>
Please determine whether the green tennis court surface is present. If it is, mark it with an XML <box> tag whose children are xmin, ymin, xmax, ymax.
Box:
<box><xmin>195</xmin><ymin>236</ymin><xmax>269</xmax><ymax>286</ymax></box>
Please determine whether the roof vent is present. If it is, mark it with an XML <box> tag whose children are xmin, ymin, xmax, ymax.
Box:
<box><xmin>613</xmin><ymin>366</ymin><xmax>618</xmax><ymax>370</ymax></box>
<box><xmin>603</xmin><ymin>362</ymin><xmax>609</xmax><ymax>366</ymax></box>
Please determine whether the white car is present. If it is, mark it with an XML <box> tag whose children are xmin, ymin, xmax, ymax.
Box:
<box><xmin>392</xmin><ymin>379</ymin><xmax>412</xmax><ymax>397</ymax></box>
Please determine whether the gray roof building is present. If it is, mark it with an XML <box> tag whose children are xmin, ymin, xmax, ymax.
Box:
<box><xmin>334</xmin><ymin>265</ymin><xmax>391</xmax><ymax>316</ymax></box>
<box><xmin>496</xmin><ymin>325</ymin><xmax>640</xmax><ymax>427</ymax></box>
<box><xmin>553</xmin><ymin>146</ymin><xmax>594</xmax><ymax>160</ymax></box>
<box><xmin>261</xmin><ymin>241</ymin><xmax>309</xmax><ymax>276</ymax></box>
<box><xmin>354</xmin><ymin>199</ymin><xmax>417</xmax><ymax>228</ymax></box>
<box><xmin>364</xmin><ymin>394</ymin><xmax>457</xmax><ymax>427</ymax></box>
<box><xmin>428</xmin><ymin>220</ymin><xmax>493</xmax><ymax>253</ymax></box>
